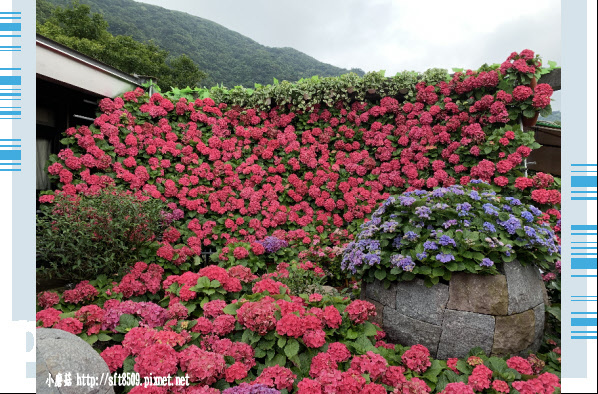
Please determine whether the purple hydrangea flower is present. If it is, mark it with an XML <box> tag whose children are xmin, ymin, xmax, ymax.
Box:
<box><xmin>443</xmin><ymin>219</ymin><xmax>458</xmax><ymax>229</ymax></box>
<box><xmin>258</xmin><ymin>236</ymin><xmax>289</xmax><ymax>253</ymax></box>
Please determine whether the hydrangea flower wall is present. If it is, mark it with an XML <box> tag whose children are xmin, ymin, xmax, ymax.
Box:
<box><xmin>40</xmin><ymin>50</ymin><xmax>561</xmax><ymax>271</ymax></box>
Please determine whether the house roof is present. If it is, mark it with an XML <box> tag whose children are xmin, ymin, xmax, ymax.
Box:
<box><xmin>36</xmin><ymin>33</ymin><xmax>145</xmax><ymax>98</ymax></box>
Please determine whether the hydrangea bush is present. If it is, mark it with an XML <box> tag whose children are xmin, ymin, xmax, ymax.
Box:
<box><xmin>342</xmin><ymin>182</ymin><xmax>559</xmax><ymax>286</ymax></box>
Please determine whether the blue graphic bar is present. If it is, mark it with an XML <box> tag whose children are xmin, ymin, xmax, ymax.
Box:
<box><xmin>572</xmin><ymin>164</ymin><xmax>598</xmax><ymax>166</ymax></box>
<box><xmin>0</xmin><ymin>76</ymin><xmax>21</xmax><ymax>85</ymax></box>
<box><xmin>573</xmin><ymin>336</ymin><xmax>598</xmax><ymax>340</ymax></box>
<box><xmin>573</xmin><ymin>331</ymin><xmax>598</xmax><ymax>333</ymax></box>
<box><xmin>0</xmin><ymin>23</ymin><xmax>20</xmax><ymax>31</ymax></box>
<box><xmin>0</xmin><ymin>150</ymin><xmax>21</xmax><ymax>160</ymax></box>
<box><xmin>572</xmin><ymin>258</ymin><xmax>597</xmax><ymax>270</ymax></box>
<box><xmin>0</xmin><ymin>93</ymin><xmax>21</xmax><ymax>96</ymax></box>
<box><xmin>572</xmin><ymin>312</ymin><xmax>598</xmax><ymax>315</ymax></box>
<box><xmin>572</xmin><ymin>318</ymin><xmax>598</xmax><ymax>326</ymax></box>
<box><xmin>572</xmin><ymin>176</ymin><xmax>598</xmax><ymax>187</ymax></box>
<box><xmin>0</xmin><ymin>111</ymin><xmax>20</xmax><ymax>115</ymax></box>
<box><xmin>572</xmin><ymin>225</ymin><xmax>598</xmax><ymax>230</ymax></box>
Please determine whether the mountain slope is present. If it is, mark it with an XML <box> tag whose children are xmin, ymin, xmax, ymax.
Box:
<box><xmin>38</xmin><ymin>0</ymin><xmax>364</xmax><ymax>87</ymax></box>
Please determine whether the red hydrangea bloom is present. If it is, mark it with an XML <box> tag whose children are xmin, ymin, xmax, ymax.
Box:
<box><xmin>192</xmin><ymin>317</ymin><xmax>214</xmax><ymax>334</ymax></box>
<box><xmin>440</xmin><ymin>382</ymin><xmax>474</xmax><ymax>394</ymax></box>
<box><xmin>37</xmin><ymin>291</ymin><xmax>60</xmax><ymax>309</ymax></box>
<box><xmin>62</xmin><ymin>281</ymin><xmax>99</xmax><ymax>304</ymax></box>
<box><xmin>401</xmin><ymin>344</ymin><xmax>431</xmax><ymax>373</ymax></box>
<box><xmin>225</xmin><ymin>362</ymin><xmax>248</xmax><ymax>383</ymax></box>
<box><xmin>55</xmin><ymin>317</ymin><xmax>84</xmax><ymax>335</ymax></box>
<box><xmin>327</xmin><ymin>342</ymin><xmax>351</xmax><ymax>363</ymax></box>
<box><xmin>447</xmin><ymin>358</ymin><xmax>459</xmax><ymax>374</ymax></box>
<box><xmin>233</xmin><ymin>246</ymin><xmax>249</xmax><ymax>259</ymax></box>
<box><xmin>303</xmin><ymin>329</ymin><xmax>326</xmax><ymax>348</ymax></box>
<box><xmin>468</xmin><ymin>364</ymin><xmax>493</xmax><ymax>391</ymax></box>
<box><xmin>350</xmin><ymin>351</ymin><xmax>388</xmax><ymax>381</ymax></box>
<box><xmin>228</xmin><ymin>265</ymin><xmax>258</xmax><ymax>283</ymax></box>
<box><xmin>507</xmin><ymin>356</ymin><xmax>534</xmax><ymax>375</ymax></box>
<box><xmin>36</xmin><ymin>308</ymin><xmax>63</xmax><ymax>328</ymax></box>
<box><xmin>515</xmin><ymin>177</ymin><xmax>534</xmax><ymax>190</ymax></box>
<box><xmin>178</xmin><ymin>345</ymin><xmax>226</xmax><ymax>384</ymax></box>
<box><xmin>213</xmin><ymin>314</ymin><xmax>236</xmax><ymax>336</ymax></box>
<box><xmin>309</xmin><ymin>352</ymin><xmax>338</xmax><ymax>378</ymax></box>
<box><xmin>236</xmin><ymin>299</ymin><xmax>278</xmax><ymax>335</ymax></box>
<box><xmin>398</xmin><ymin>377</ymin><xmax>431</xmax><ymax>393</ymax></box>
<box><xmin>382</xmin><ymin>365</ymin><xmax>407</xmax><ymax>387</ymax></box>
<box><xmin>492</xmin><ymin>380</ymin><xmax>511</xmax><ymax>393</ymax></box>
<box><xmin>513</xmin><ymin>86</ymin><xmax>533</xmax><ymax>101</ymax></box>
<box><xmin>252</xmin><ymin>278</ymin><xmax>290</xmax><ymax>295</ymax></box>
<box><xmin>253</xmin><ymin>365</ymin><xmax>297</xmax><ymax>391</ymax></box>
<box><xmin>122</xmin><ymin>327</ymin><xmax>156</xmax><ymax>355</ymax></box>
<box><xmin>276</xmin><ymin>313</ymin><xmax>305</xmax><ymax>338</ymax></box>
<box><xmin>344</xmin><ymin>299</ymin><xmax>377</xmax><ymax>324</ymax></box>
<box><xmin>202</xmin><ymin>299</ymin><xmax>227</xmax><ymax>318</ymax></box>
<box><xmin>100</xmin><ymin>345</ymin><xmax>130</xmax><ymax>373</ymax></box>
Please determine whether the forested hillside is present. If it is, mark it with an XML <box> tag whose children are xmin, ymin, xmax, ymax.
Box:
<box><xmin>38</xmin><ymin>0</ymin><xmax>364</xmax><ymax>88</ymax></box>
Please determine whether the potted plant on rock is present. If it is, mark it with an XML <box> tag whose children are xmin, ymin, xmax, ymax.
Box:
<box><xmin>341</xmin><ymin>182</ymin><xmax>560</xmax><ymax>359</ymax></box>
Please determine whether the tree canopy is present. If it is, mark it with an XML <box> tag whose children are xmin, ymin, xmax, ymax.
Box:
<box><xmin>37</xmin><ymin>0</ymin><xmax>207</xmax><ymax>90</ymax></box>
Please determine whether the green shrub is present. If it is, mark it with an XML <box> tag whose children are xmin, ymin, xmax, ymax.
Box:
<box><xmin>36</xmin><ymin>187</ymin><xmax>166</xmax><ymax>282</ymax></box>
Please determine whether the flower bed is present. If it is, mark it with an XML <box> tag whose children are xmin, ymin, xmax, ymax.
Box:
<box><xmin>36</xmin><ymin>262</ymin><xmax>561</xmax><ymax>393</ymax></box>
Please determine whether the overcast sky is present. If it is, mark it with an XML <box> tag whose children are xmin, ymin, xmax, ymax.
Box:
<box><xmin>137</xmin><ymin>0</ymin><xmax>561</xmax><ymax>110</ymax></box>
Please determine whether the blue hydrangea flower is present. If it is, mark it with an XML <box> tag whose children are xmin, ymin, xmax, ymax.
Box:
<box><xmin>480</xmin><ymin>258</ymin><xmax>494</xmax><ymax>267</ymax></box>
<box><xmin>415</xmin><ymin>206</ymin><xmax>432</xmax><ymax>219</ymax></box>
<box><xmin>364</xmin><ymin>253</ymin><xmax>381</xmax><ymax>266</ymax></box>
<box><xmin>528</xmin><ymin>205</ymin><xmax>543</xmax><ymax>216</ymax></box>
<box><xmin>381</xmin><ymin>220</ymin><xmax>399</xmax><ymax>233</ymax></box>
<box><xmin>483</xmin><ymin>222</ymin><xmax>497</xmax><ymax>233</ymax></box>
<box><xmin>436</xmin><ymin>253</ymin><xmax>455</xmax><ymax>263</ymax></box>
<box><xmin>524</xmin><ymin>226</ymin><xmax>536</xmax><ymax>237</ymax></box>
<box><xmin>416</xmin><ymin>252</ymin><xmax>428</xmax><ymax>260</ymax></box>
<box><xmin>432</xmin><ymin>188</ymin><xmax>448</xmax><ymax>197</ymax></box>
<box><xmin>521</xmin><ymin>211</ymin><xmax>534</xmax><ymax>222</ymax></box>
<box><xmin>497</xmin><ymin>214</ymin><xmax>522</xmax><ymax>235</ymax></box>
<box><xmin>403</xmin><ymin>231</ymin><xmax>419</xmax><ymax>241</ymax></box>
<box><xmin>423</xmin><ymin>241</ymin><xmax>438</xmax><ymax>250</ymax></box>
<box><xmin>482</xmin><ymin>203</ymin><xmax>500</xmax><ymax>216</ymax></box>
<box><xmin>399</xmin><ymin>196</ymin><xmax>417</xmax><ymax>206</ymax></box>
<box><xmin>505</xmin><ymin>197</ymin><xmax>522</xmax><ymax>206</ymax></box>
<box><xmin>469</xmin><ymin>190</ymin><xmax>481</xmax><ymax>200</ymax></box>
<box><xmin>392</xmin><ymin>236</ymin><xmax>403</xmax><ymax>248</ymax></box>
<box><xmin>439</xmin><ymin>235</ymin><xmax>457</xmax><ymax>247</ymax></box>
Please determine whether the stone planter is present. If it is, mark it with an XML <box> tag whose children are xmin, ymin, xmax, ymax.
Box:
<box><xmin>361</xmin><ymin>261</ymin><xmax>547</xmax><ymax>359</ymax></box>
